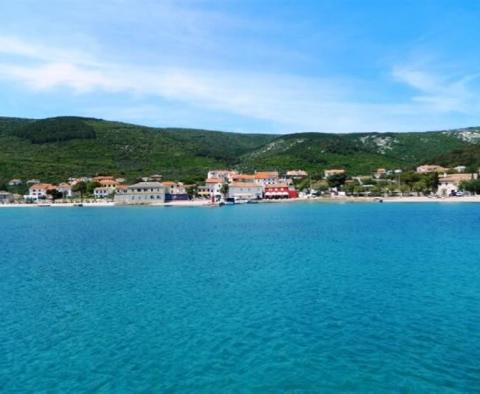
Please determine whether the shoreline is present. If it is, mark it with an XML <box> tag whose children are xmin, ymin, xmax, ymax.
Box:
<box><xmin>2</xmin><ymin>195</ymin><xmax>480</xmax><ymax>208</ymax></box>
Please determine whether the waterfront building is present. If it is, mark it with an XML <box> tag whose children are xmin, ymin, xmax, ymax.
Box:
<box><xmin>228</xmin><ymin>182</ymin><xmax>263</xmax><ymax>201</ymax></box>
<box><xmin>437</xmin><ymin>173</ymin><xmax>477</xmax><ymax>197</ymax></box>
<box><xmin>57</xmin><ymin>183</ymin><xmax>73</xmax><ymax>198</ymax></box>
<box><xmin>163</xmin><ymin>181</ymin><xmax>189</xmax><ymax>201</ymax></box>
<box><xmin>264</xmin><ymin>183</ymin><xmax>298</xmax><ymax>199</ymax></box>
<box><xmin>114</xmin><ymin>182</ymin><xmax>165</xmax><ymax>204</ymax></box>
<box><xmin>26</xmin><ymin>183</ymin><xmax>54</xmax><ymax>200</ymax></box>
<box><xmin>198</xmin><ymin>178</ymin><xmax>223</xmax><ymax>199</ymax></box>
<box><xmin>454</xmin><ymin>166</ymin><xmax>467</xmax><ymax>173</ymax></box>
<box><xmin>94</xmin><ymin>187</ymin><xmax>115</xmax><ymax>199</ymax></box>
<box><xmin>254</xmin><ymin>171</ymin><xmax>279</xmax><ymax>186</ymax></box>
<box><xmin>115</xmin><ymin>184</ymin><xmax>128</xmax><ymax>193</ymax></box>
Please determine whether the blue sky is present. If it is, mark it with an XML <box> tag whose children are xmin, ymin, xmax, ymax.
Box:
<box><xmin>1</xmin><ymin>0</ymin><xmax>480</xmax><ymax>133</ymax></box>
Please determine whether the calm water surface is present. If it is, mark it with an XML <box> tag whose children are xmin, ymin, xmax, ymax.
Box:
<box><xmin>1</xmin><ymin>203</ymin><xmax>479</xmax><ymax>392</ymax></box>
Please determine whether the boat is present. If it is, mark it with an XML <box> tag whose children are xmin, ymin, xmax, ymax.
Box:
<box><xmin>224</xmin><ymin>198</ymin><xmax>235</xmax><ymax>205</ymax></box>
<box><xmin>73</xmin><ymin>203</ymin><xmax>83</xmax><ymax>207</ymax></box>
<box><xmin>247</xmin><ymin>200</ymin><xmax>259</xmax><ymax>204</ymax></box>
<box><xmin>37</xmin><ymin>203</ymin><xmax>51</xmax><ymax>207</ymax></box>
<box><xmin>234</xmin><ymin>198</ymin><xmax>248</xmax><ymax>204</ymax></box>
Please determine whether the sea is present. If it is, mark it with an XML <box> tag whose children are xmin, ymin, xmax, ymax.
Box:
<box><xmin>1</xmin><ymin>202</ymin><xmax>479</xmax><ymax>393</ymax></box>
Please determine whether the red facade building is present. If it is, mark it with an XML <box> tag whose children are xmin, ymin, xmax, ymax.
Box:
<box><xmin>264</xmin><ymin>183</ymin><xmax>298</xmax><ymax>199</ymax></box>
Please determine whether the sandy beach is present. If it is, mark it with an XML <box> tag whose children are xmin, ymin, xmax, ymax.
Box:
<box><xmin>2</xmin><ymin>196</ymin><xmax>480</xmax><ymax>208</ymax></box>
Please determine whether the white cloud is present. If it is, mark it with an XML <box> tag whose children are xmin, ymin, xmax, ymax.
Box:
<box><xmin>1</xmin><ymin>34</ymin><xmax>480</xmax><ymax>132</ymax></box>
<box><xmin>392</xmin><ymin>65</ymin><xmax>480</xmax><ymax>113</ymax></box>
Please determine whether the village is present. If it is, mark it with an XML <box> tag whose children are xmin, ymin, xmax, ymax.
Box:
<box><xmin>0</xmin><ymin>164</ymin><xmax>479</xmax><ymax>206</ymax></box>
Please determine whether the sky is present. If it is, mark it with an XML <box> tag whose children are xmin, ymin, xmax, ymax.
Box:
<box><xmin>1</xmin><ymin>0</ymin><xmax>480</xmax><ymax>133</ymax></box>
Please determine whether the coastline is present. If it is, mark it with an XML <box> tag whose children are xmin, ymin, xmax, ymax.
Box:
<box><xmin>2</xmin><ymin>195</ymin><xmax>480</xmax><ymax>208</ymax></box>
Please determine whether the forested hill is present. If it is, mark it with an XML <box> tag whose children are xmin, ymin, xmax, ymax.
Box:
<box><xmin>1</xmin><ymin>116</ymin><xmax>480</xmax><ymax>184</ymax></box>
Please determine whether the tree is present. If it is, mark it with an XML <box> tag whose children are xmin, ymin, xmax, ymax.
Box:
<box><xmin>425</xmin><ymin>172</ymin><xmax>439</xmax><ymax>192</ymax></box>
<box><xmin>220</xmin><ymin>183</ymin><xmax>229</xmax><ymax>196</ymax></box>
<box><xmin>186</xmin><ymin>185</ymin><xmax>196</xmax><ymax>199</ymax></box>
<box><xmin>460</xmin><ymin>179</ymin><xmax>480</xmax><ymax>194</ymax></box>
<box><xmin>412</xmin><ymin>180</ymin><xmax>427</xmax><ymax>196</ymax></box>
<box><xmin>46</xmin><ymin>188</ymin><xmax>63</xmax><ymax>200</ymax></box>
<box><xmin>72</xmin><ymin>181</ymin><xmax>87</xmax><ymax>199</ymax></box>
<box><xmin>327</xmin><ymin>173</ymin><xmax>347</xmax><ymax>189</ymax></box>
<box><xmin>400</xmin><ymin>172</ymin><xmax>421</xmax><ymax>189</ymax></box>
<box><xmin>400</xmin><ymin>184</ymin><xmax>411</xmax><ymax>196</ymax></box>
<box><xmin>86</xmin><ymin>181</ymin><xmax>101</xmax><ymax>195</ymax></box>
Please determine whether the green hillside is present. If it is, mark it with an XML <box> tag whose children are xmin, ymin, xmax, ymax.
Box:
<box><xmin>240</xmin><ymin>129</ymin><xmax>478</xmax><ymax>176</ymax></box>
<box><xmin>0</xmin><ymin>116</ymin><xmax>276</xmax><ymax>184</ymax></box>
<box><xmin>1</xmin><ymin>116</ymin><xmax>479</xmax><ymax>186</ymax></box>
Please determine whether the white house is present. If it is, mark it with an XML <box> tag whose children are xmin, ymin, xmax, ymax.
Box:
<box><xmin>162</xmin><ymin>181</ymin><xmax>187</xmax><ymax>195</ymax></box>
<box><xmin>26</xmin><ymin>183</ymin><xmax>54</xmax><ymax>200</ymax></box>
<box><xmin>207</xmin><ymin>170</ymin><xmax>237</xmax><ymax>183</ymax></box>
<box><xmin>437</xmin><ymin>173</ymin><xmax>477</xmax><ymax>197</ymax></box>
<box><xmin>162</xmin><ymin>181</ymin><xmax>189</xmax><ymax>201</ymax></box>
<box><xmin>228</xmin><ymin>182</ymin><xmax>263</xmax><ymax>201</ymax></box>
<box><xmin>114</xmin><ymin>182</ymin><xmax>165</xmax><ymax>204</ymax></box>
<box><xmin>254</xmin><ymin>171</ymin><xmax>279</xmax><ymax>186</ymax></box>
<box><xmin>57</xmin><ymin>183</ymin><xmax>73</xmax><ymax>198</ymax></box>
<box><xmin>94</xmin><ymin>186</ymin><xmax>116</xmax><ymax>199</ymax></box>
<box><xmin>198</xmin><ymin>178</ymin><xmax>223</xmax><ymax>198</ymax></box>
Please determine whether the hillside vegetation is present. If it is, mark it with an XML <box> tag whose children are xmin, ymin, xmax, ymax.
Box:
<box><xmin>10</xmin><ymin>117</ymin><xmax>97</xmax><ymax>144</ymax></box>
<box><xmin>1</xmin><ymin>116</ymin><xmax>479</xmax><ymax>184</ymax></box>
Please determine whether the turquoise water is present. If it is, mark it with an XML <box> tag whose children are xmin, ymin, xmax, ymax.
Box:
<box><xmin>1</xmin><ymin>203</ymin><xmax>479</xmax><ymax>392</ymax></box>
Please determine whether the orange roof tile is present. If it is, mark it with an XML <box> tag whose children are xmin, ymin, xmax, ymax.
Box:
<box><xmin>232</xmin><ymin>174</ymin><xmax>256</xmax><ymax>180</ymax></box>
<box><xmin>30</xmin><ymin>183</ymin><xmax>54</xmax><ymax>190</ymax></box>
<box><xmin>255</xmin><ymin>171</ymin><xmax>279</xmax><ymax>179</ymax></box>
<box><xmin>205</xmin><ymin>178</ymin><xmax>222</xmax><ymax>183</ymax></box>
<box><xmin>230</xmin><ymin>182</ymin><xmax>261</xmax><ymax>188</ymax></box>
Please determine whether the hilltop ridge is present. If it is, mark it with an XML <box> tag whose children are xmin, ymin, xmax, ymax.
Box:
<box><xmin>1</xmin><ymin>116</ymin><xmax>480</xmax><ymax>184</ymax></box>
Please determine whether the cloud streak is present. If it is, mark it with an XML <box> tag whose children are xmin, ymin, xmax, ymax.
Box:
<box><xmin>1</xmin><ymin>33</ymin><xmax>480</xmax><ymax>133</ymax></box>
<box><xmin>392</xmin><ymin>65</ymin><xmax>480</xmax><ymax>113</ymax></box>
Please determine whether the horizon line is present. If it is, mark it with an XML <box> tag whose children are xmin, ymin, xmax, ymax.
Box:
<box><xmin>1</xmin><ymin>113</ymin><xmax>479</xmax><ymax>136</ymax></box>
